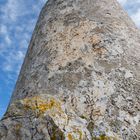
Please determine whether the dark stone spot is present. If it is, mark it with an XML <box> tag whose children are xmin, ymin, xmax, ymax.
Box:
<box><xmin>56</xmin><ymin>0</ymin><xmax>63</xmax><ymax>5</ymax></box>
<box><xmin>62</xmin><ymin>58</ymin><xmax>84</xmax><ymax>71</ymax></box>
<box><xmin>87</xmin><ymin>121</ymin><xmax>94</xmax><ymax>136</ymax></box>
<box><xmin>106</xmin><ymin>12</ymin><xmax>111</xmax><ymax>15</ymax></box>
<box><xmin>68</xmin><ymin>62</ymin><xmax>72</xmax><ymax>66</ymax></box>
<box><xmin>95</xmin><ymin>71</ymin><xmax>102</xmax><ymax>76</ymax></box>
<box><xmin>84</xmin><ymin>67</ymin><xmax>92</xmax><ymax>78</ymax></box>
<box><xmin>92</xmin><ymin>43</ymin><xmax>96</xmax><ymax>48</ymax></box>
<box><xmin>88</xmin><ymin>65</ymin><xmax>92</xmax><ymax>68</ymax></box>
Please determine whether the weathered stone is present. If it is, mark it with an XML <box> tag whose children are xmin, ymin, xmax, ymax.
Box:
<box><xmin>0</xmin><ymin>0</ymin><xmax>140</xmax><ymax>139</ymax></box>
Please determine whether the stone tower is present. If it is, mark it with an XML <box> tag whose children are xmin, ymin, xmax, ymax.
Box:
<box><xmin>0</xmin><ymin>0</ymin><xmax>140</xmax><ymax>139</ymax></box>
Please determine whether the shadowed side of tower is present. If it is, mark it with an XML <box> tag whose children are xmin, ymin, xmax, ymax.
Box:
<box><xmin>0</xmin><ymin>0</ymin><xmax>140</xmax><ymax>139</ymax></box>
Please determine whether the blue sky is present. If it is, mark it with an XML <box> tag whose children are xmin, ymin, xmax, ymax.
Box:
<box><xmin>0</xmin><ymin>0</ymin><xmax>140</xmax><ymax>119</ymax></box>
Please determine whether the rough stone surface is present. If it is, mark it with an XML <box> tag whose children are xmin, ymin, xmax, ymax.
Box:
<box><xmin>0</xmin><ymin>0</ymin><xmax>140</xmax><ymax>139</ymax></box>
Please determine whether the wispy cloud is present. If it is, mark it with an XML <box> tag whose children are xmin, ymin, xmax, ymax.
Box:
<box><xmin>0</xmin><ymin>0</ymin><xmax>47</xmax><ymax>75</ymax></box>
<box><xmin>0</xmin><ymin>25</ymin><xmax>8</xmax><ymax>34</ymax></box>
<box><xmin>2</xmin><ymin>50</ymin><xmax>25</xmax><ymax>72</ymax></box>
<box><xmin>0</xmin><ymin>25</ymin><xmax>11</xmax><ymax>46</ymax></box>
<box><xmin>0</xmin><ymin>0</ymin><xmax>47</xmax><ymax>118</ymax></box>
<box><xmin>1</xmin><ymin>0</ymin><xmax>31</xmax><ymax>22</ymax></box>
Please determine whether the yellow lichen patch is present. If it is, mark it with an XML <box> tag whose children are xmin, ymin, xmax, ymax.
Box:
<box><xmin>94</xmin><ymin>135</ymin><xmax>118</xmax><ymax>140</ymax></box>
<box><xmin>21</xmin><ymin>95</ymin><xmax>63</xmax><ymax>116</ymax></box>
<box><xmin>68</xmin><ymin>133</ymin><xmax>73</xmax><ymax>140</ymax></box>
<box><xmin>98</xmin><ymin>135</ymin><xmax>109</xmax><ymax>140</ymax></box>
<box><xmin>77</xmin><ymin>129</ymin><xmax>83</xmax><ymax>140</ymax></box>
<box><xmin>14</xmin><ymin>123</ymin><xmax>22</xmax><ymax>131</ymax></box>
<box><xmin>14</xmin><ymin>123</ymin><xmax>22</xmax><ymax>136</ymax></box>
<box><xmin>67</xmin><ymin>128</ymin><xmax>84</xmax><ymax>140</ymax></box>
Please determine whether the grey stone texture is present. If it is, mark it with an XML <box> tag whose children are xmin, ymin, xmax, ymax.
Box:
<box><xmin>0</xmin><ymin>0</ymin><xmax>140</xmax><ymax>139</ymax></box>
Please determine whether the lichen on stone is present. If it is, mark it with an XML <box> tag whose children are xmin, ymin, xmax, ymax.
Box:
<box><xmin>21</xmin><ymin>95</ymin><xmax>64</xmax><ymax>118</ymax></box>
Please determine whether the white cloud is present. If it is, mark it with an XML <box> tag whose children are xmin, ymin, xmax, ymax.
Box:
<box><xmin>0</xmin><ymin>26</ymin><xmax>12</xmax><ymax>46</ymax></box>
<box><xmin>131</xmin><ymin>8</ymin><xmax>140</xmax><ymax>28</ymax></box>
<box><xmin>16</xmin><ymin>51</ymin><xmax>25</xmax><ymax>60</ymax></box>
<box><xmin>5</xmin><ymin>35</ymin><xmax>12</xmax><ymax>45</ymax></box>
<box><xmin>20</xmin><ymin>39</ymin><xmax>28</xmax><ymax>49</ymax></box>
<box><xmin>2</xmin><ymin>50</ymin><xmax>25</xmax><ymax>73</ymax></box>
<box><xmin>131</xmin><ymin>9</ymin><xmax>140</xmax><ymax>28</ymax></box>
<box><xmin>117</xmin><ymin>0</ymin><xmax>128</xmax><ymax>6</ymax></box>
<box><xmin>0</xmin><ymin>25</ymin><xmax>8</xmax><ymax>35</ymax></box>
<box><xmin>3</xmin><ymin>63</ymin><xmax>13</xmax><ymax>72</ymax></box>
<box><xmin>1</xmin><ymin>0</ymin><xmax>26</xmax><ymax>22</ymax></box>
